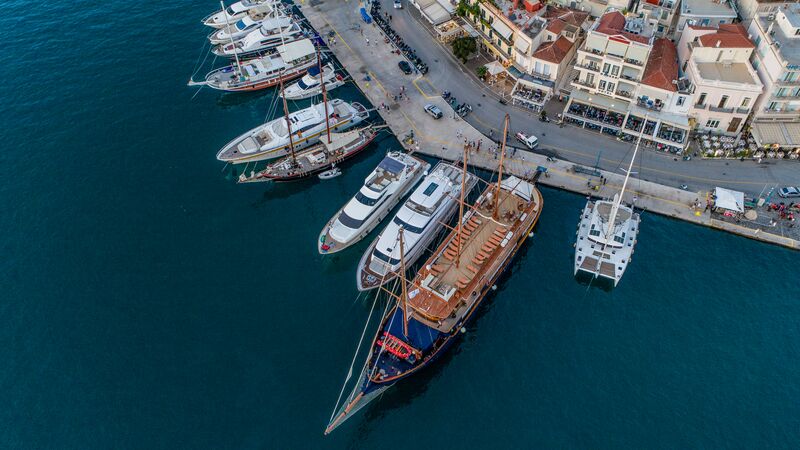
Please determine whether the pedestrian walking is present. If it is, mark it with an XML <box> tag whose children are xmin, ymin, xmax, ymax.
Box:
<box><xmin>365</xmin><ymin>37</ymin><xmax>370</xmax><ymax>46</ymax></box>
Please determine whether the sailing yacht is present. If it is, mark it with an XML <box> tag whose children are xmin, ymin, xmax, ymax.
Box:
<box><xmin>318</xmin><ymin>152</ymin><xmax>429</xmax><ymax>255</ymax></box>
<box><xmin>356</xmin><ymin>161</ymin><xmax>478</xmax><ymax>291</ymax></box>
<box><xmin>281</xmin><ymin>63</ymin><xmax>346</xmax><ymax>100</ymax></box>
<box><xmin>202</xmin><ymin>0</ymin><xmax>275</xmax><ymax>28</ymax></box>
<box><xmin>212</xmin><ymin>19</ymin><xmax>304</xmax><ymax>59</ymax></box>
<box><xmin>217</xmin><ymin>99</ymin><xmax>368</xmax><ymax>163</ymax></box>
<box><xmin>573</xmin><ymin>118</ymin><xmax>645</xmax><ymax>286</ymax></box>
<box><xmin>189</xmin><ymin>39</ymin><xmax>317</xmax><ymax>92</ymax></box>
<box><xmin>325</xmin><ymin>117</ymin><xmax>544</xmax><ymax>434</ymax></box>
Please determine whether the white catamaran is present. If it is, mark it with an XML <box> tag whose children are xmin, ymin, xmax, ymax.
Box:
<box><xmin>573</xmin><ymin>118</ymin><xmax>645</xmax><ymax>286</ymax></box>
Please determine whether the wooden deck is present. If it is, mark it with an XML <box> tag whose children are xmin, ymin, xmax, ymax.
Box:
<box><xmin>408</xmin><ymin>181</ymin><xmax>542</xmax><ymax>331</ymax></box>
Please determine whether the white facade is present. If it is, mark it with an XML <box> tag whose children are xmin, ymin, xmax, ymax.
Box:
<box><xmin>677</xmin><ymin>26</ymin><xmax>764</xmax><ymax>135</ymax></box>
<box><xmin>675</xmin><ymin>0</ymin><xmax>738</xmax><ymax>40</ymax></box>
<box><xmin>736</xmin><ymin>0</ymin><xmax>796</xmax><ymax>23</ymax></box>
<box><xmin>749</xmin><ymin>8</ymin><xmax>800</xmax><ymax>120</ymax></box>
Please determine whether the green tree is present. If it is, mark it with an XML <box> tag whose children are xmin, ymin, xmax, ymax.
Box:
<box><xmin>476</xmin><ymin>66</ymin><xmax>488</xmax><ymax>80</ymax></box>
<box><xmin>451</xmin><ymin>36</ymin><xmax>477</xmax><ymax>63</ymax></box>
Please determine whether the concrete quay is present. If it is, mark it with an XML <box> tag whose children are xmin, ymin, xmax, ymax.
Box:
<box><xmin>298</xmin><ymin>1</ymin><xmax>798</xmax><ymax>251</ymax></box>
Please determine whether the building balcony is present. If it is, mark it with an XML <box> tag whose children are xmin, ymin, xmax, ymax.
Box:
<box><xmin>572</xmin><ymin>77</ymin><xmax>596</xmax><ymax>89</ymax></box>
<box><xmin>709</xmin><ymin>105</ymin><xmax>735</xmax><ymax>113</ymax></box>
<box><xmin>637</xmin><ymin>97</ymin><xmax>663</xmax><ymax>111</ymax></box>
<box><xmin>736</xmin><ymin>107</ymin><xmax>751</xmax><ymax>115</ymax></box>
<box><xmin>694</xmin><ymin>103</ymin><xmax>707</xmax><ymax>110</ymax></box>
<box><xmin>776</xmin><ymin>78</ymin><xmax>800</xmax><ymax>86</ymax></box>
<box><xmin>616</xmin><ymin>90</ymin><xmax>633</xmax><ymax>99</ymax></box>
<box><xmin>620</xmin><ymin>73</ymin><xmax>639</xmax><ymax>82</ymax></box>
<box><xmin>624</xmin><ymin>58</ymin><xmax>645</xmax><ymax>67</ymax></box>
<box><xmin>577</xmin><ymin>63</ymin><xmax>600</xmax><ymax>72</ymax></box>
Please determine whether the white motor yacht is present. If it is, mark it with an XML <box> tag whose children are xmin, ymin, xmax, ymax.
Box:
<box><xmin>281</xmin><ymin>63</ymin><xmax>346</xmax><ymax>100</ymax></box>
<box><xmin>202</xmin><ymin>0</ymin><xmax>275</xmax><ymax>29</ymax></box>
<box><xmin>356</xmin><ymin>161</ymin><xmax>477</xmax><ymax>291</ymax></box>
<box><xmin>207</xmin><ymin>11</ymin><xmax>280</xmax><ymax>44</ymax></box>
<box><xmin>318</xmin><ymin>152</ymin><xmax>430</xmax><ymax>254</ymax></box>
<box><xmin>212</xmin><ymin>19</ymin><xmax>304</xmax><ymax>59</ymax></box>
<box><xmin>217</xmin><ymin>99</ymin><xmax>369</xmax><ymax>163</ymax></box>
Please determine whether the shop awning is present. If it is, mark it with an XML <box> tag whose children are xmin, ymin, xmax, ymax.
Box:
<box><xmin>714</xmin><ymin>187</ymin><xmax>744</xmax><ymax>213</ymax></box>
<box><xmin>492</xmin><ymin>19</ymin><xmax>513</xmax><ymax>40</ymax></box>
<box><xmin>277</xmin><ymin>39</ymin><xmax>315</xmax><ymax>62</ymax></box>
<box><xmin>569</xmin><ymin>89</ymin><xmax>629</xmax><ymax>114</ymax></box>
<box><xmin>751</xmin><ymin>122</ymin><xmax>800</xmax><ymax>147</ymax></box>
<box><xmin>422</xmin><ymin>2</ymin><xmax>450</xmax><ymax>24</ymax></box>
<box><xmin>485</xmin><ymin>60</ymin><xmax>505</xmax><ymax>76</ymax></box>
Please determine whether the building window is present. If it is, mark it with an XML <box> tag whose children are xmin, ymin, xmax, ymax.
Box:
<box><xmin>611</xmin><ymin>65</ymin><xmax>619</xmax><ymax>76</ymax></box>
<box><xmin>741</xmin><ymin>97</ymin><xmax>751</xmax><ymax>107</ymax></box>
<box><xmin>603</xmin><ymin>63</ymin><xmax>611</xmax><ymax>75</ymax></box>
<box><xmin>796</xmin><ymin>29</ymin><xmax>800</xmax><ymax>36</ymax></box>
<box><xmin>677</xmin><ymin>96</ymin><xmax>685</xmax><ymax>106</ymax></box>
<box><xmin>718</xmin><ymin>95</ymin><xmax>729</xmax><ymax>108</ymax></box>
<box><xmin>697</xmin><ymin>93</ymin><xmax>707</xmax><ymax>106</ymax></box>
<box><xmin>599</xmin><ymin>80</ymin><xmax>606</xmax><ymax>90</ymax></box>
<box><xmin>706</xmin><ymin>119</ymin><xmax>720</xmax><ymax>128</ymax></box>
<box><xmin>754</xmin><ymin>36</ymin><xmax>761</xmax><ymax>47</ymax></box>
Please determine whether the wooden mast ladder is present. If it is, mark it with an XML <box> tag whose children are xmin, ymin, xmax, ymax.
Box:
<box><xmin>220</xmin><ymin>0</ymin><xmax>242</xmax><ymax>77</ymax></box>
<box><xmin>398</xmin><ymin>227</ymin><xmax>409</xmax><ymax>337</ymax></box>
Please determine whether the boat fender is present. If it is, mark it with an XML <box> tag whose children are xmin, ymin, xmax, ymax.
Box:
<box><xmin>491</xmin><ymin>285</ymin><xmax>497</xmax><ymax>291</ymax></box>
<box><xmin>460</xmin><ymin>327</ymin><xmax>466</xmax><ymax>334</ymax></box>
<box><xmin>528</xmin><ymin>232</ymin><xmax>534</xmax><ymax>237</ymax></box>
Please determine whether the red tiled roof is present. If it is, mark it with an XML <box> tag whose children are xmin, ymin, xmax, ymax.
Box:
<box><xmin>546</xmin><ymin>19</ymin><xmax>566</xmax><ymax>34</ymax></box>
<box><xmin>533</xmin><ymin>36</ymin><xmax>573</xmax><ymax>64</ymax></box>
<box><xmin>641</xmin><ymin>38</ymin><xmax>678</xmax><ymax>92</ymax></box>
<box><xmin>594</xmin><ymin>11</ymin><xmax>650</xmax><ymax>45</ymax></box>
<box><xmin>697</xmin><ymin>23</ymin><xmax>754</xmax><ymax>48</ymax></box>
<box><xmin>542</xmin><ymin>6</ymin><xmax>588</xmax><ymax>26</ymax></box>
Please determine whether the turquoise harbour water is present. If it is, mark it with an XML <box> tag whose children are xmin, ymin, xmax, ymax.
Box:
<box><xmin>2</xmin><ymin>1</ymin><xmax>799</xmax><ymax>448</ymax></box>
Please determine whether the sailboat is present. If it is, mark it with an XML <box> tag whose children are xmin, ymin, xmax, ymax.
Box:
<box><xmin>325</xmin><ymin>116</ymin><xmax>544</xmax><ymax>434</ymax></box>
<box><xmin>573</xmin><ymin>116</ymin><xmax>645</xmax><ymax>286</ymax></box>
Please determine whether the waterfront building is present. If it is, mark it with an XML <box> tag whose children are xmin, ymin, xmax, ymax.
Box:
<box><xmin>747</xmin><ymin>6</ymin><xmax>800</xmax><ymax>148</ymax></box>
<box><xmin>736</xmin><ymin>0</ymin><xmax>797</xmax><ymax>24</ymax></box>
<box><xmin>463</xmin><ymin>1</ymin><xmax>587</xmax><ymax>110</ymax></box>
<box><xmin>677</xmin><ymin>24</ymin><xmax>763</xmax><ymax>136</ymax></box>
<box><xmin>635</xmin><ymin>0</ymin><xmax>681</xmax><ymax>37</ymax></box>
<box><xmin>550</xmin><ymin>0</ymin><xmax>631</xmax><ymax>19</ymax></box>
<box><xmin>564</xmin><ymin>11</ymin><xmax>692</xmax><ymax>152</ymax></box>
<box><xmin>674</xmin><ymin>0</ymin><xmax>739</xmax><ymax>41</ymax></box>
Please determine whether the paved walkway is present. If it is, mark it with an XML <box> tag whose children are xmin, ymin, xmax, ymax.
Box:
<box><xmin>298</xmin><ymin>1</ymin><xmax>799</xmax><ymax>251</ymax></box>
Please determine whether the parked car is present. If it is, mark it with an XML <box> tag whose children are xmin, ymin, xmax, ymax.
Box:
<box><xmin>424</xmin><ymin>104</ymin><xmax>443</xmax><ymax>119</ymax></box>
<box><xmin>515</xmin><ymin>132</ymin><xmax>539</xmax><ymax>149</ymax></box>
<box><xmin>393</xmin><ymin>0</ymin><xmax>402</xmax><ymax>9</ymax></box>
<box><xmin>398</xmin><ymin>60</ymin><xmax>412</xmax><ymax>74</ymax></box>
<box><xmin>778</xmin><ymin>186</ymin><xmax>800</xmax><ymax>198</ymax></box>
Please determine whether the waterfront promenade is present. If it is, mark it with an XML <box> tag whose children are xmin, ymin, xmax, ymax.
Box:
<box><xmin>298</xmin><ymin>1</ymin><xmax>798</xmax><ymax>250</ymax></box>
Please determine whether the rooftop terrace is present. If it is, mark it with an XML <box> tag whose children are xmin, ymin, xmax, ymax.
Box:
<box><xmin>757</xmin><ymin>10</ymin><xmax>800</xmax><ymax>65</ymax></box>
<box><xmin>681</xmin><ymin>0</ymin><xmax>737</xmax><ymax>17</ymax></box>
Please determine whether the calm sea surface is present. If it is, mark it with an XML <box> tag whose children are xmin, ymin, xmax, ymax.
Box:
<box><xmin>1</xmin><ymin>1</ymin><xmax>799</xmax><ymax>448</ymax></box>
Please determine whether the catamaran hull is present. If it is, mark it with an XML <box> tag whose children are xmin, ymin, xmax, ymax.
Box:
<box><xmin>328</xmin><ymin>210</ymin><xmax>542</xmax><ymax>433</ymax></box>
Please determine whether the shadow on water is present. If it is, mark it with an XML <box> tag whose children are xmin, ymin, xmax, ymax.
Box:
<box><xmin>212</xmin><ymin>89</ymin><xmax>275</xmax><ymax>109</ymax></box>
<box><xmin>573</xmin><ymin>270</ymin><xmax>614</xmax><ymax>292</ymax></box>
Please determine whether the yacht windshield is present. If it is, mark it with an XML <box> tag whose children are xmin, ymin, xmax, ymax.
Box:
<box><xmin>392</xmin><ymin>217</ymin><xmax>425</xmax><ymax>234</ymax></box>
<box><xmin>338</xmin><ymin>211</ymin><xmax>365</xmax><ymax>229</ymax></box>
<box><xmin>235</xmin><ymin>19</ymin><xmax>247</xmax><ymax>30</ymax></box>
<box><xmin>373</xmin><ymin>249</ymin><xmax>401</xmax><ymax>266</ymax></box>
<box><xmin>296</xmin><ymin>77</ymin><xmax>316</xmax><ymax>90</ymax></box>
<box><xmin>271</xmin><ymin>120</ymin><xmax>288</xmax><ymax>137</ymax></box>
<box><xmin>355</xmin><ymin>191</ymin><xmax>380</xmax><ymax>207</ymax></box>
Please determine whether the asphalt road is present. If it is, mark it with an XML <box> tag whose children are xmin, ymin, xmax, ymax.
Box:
<box><xmin>380</xmin><ymin>0</ymin><xmax>800</xmax><ymax>196</ymax></box>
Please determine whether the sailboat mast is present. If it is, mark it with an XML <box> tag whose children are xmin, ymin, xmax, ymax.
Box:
<box><xmin>319</xmin><ymin>47</ymin><xmax>332</xmax><ymax>145</ymax></box>
<box><xmin>455</xmin><ymin>144</ymin><xmax>469</xmax><ymax>268</ymax></box>
<box><xmin>398</xmin><ymin>227</ymin><xmax>409</xmax><ymax>337</ymax></box>
<box><xmin>605</xmin><ymin>114</ymin><xmax>647</xmax><ymax>238</ymax></box>
<box><xmin>493</xmin><ymin>114</ymin><xmax>510</xmax><ymax>219</ymax></box>
<box><xmin>280</xmin><ymin>75</ymin><xmax>296</xmax><ymax>161</ymax></box>
<box><xmin>221</xmin><ymin>0</ymin><xmax>242</xmax><ymax>75</ymax></box>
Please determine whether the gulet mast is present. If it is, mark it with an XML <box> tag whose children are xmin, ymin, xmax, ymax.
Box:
<box><xmin>319</xmin><ymin>47</ymin><xmax>332</xmax><ymax>145</ymax></box>
<box><xmin>279</xmin><ymin>74</ymin><xmax>296</xmax><ymax>162</ymax></box>
<box><xmin>398</xmin><ymin>227</ymin><xmax>409</xmax><ymax>337</ymax></box>
<box><xmin>493</xmin><ymin>114</ymin><xmax>510</xmax><ymax>220</ymax></box>
<box><xmin>454</xmin><ymin>144</ymin><xmax>469</xmax><ymax>268</ymax></box>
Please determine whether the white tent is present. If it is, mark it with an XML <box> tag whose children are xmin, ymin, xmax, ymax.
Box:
<box><xmin>484</xmin><ymin>60</ymin><xmax>505</xmax><ymax>76</ymax></box>
<box><xmin>714</xmin><ymin>187</ymin><xmax>744</xmax><ymax>213</ymax></box>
